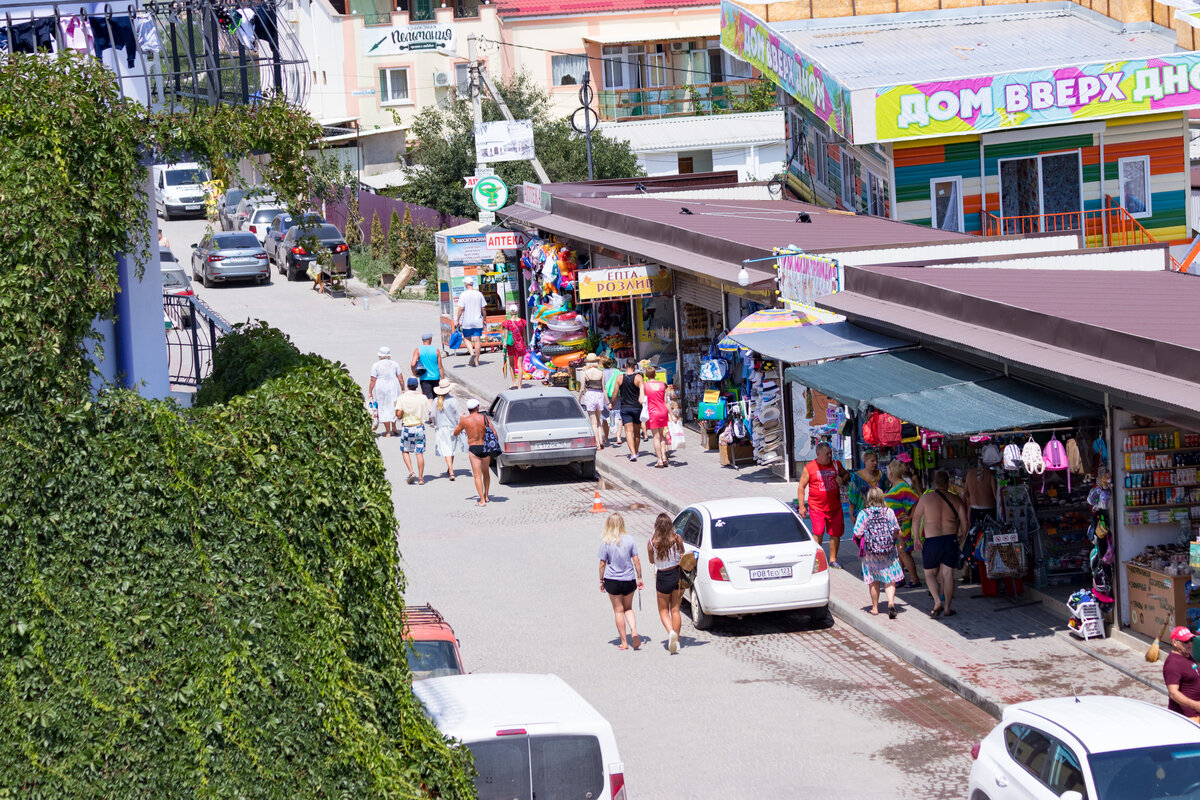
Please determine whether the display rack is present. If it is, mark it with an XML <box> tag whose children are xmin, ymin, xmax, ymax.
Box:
<box><xmin>1121</xmin><ymin>427</ymin><xmax>1200</xmax><ymax>530</ymax></box>
<box><xmin>1033</xmin><ymin>482</ymin><xmax>1094</xmax><ymax>585</ymax></box>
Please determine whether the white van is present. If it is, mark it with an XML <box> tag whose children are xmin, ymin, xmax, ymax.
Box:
<box><xmin>413</xmin><ymin>673</ymin><xmax>628</xmax><ymax>800</ymax></box>
<box><xmin>153</xmin><ymin>162</ymin><xmax>211</xmax><ymax>220</ymax></box>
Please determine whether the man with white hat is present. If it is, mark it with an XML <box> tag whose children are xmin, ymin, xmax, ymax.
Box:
<box><xmin>455</xmin><ymin>276</ymin><xmax>487</xmax><ymax>368</ymax></box>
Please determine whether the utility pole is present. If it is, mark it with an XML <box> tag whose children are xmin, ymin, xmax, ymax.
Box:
<box><xmin>470</xmin><ymin>34</ymin><xmax>551</xmax><ymax>184</ymax></box>
<box><xmin>468</xmin><ymin>34</ymin><xmax>486</xmax><ymax>170</ymax></box>
<box><xmin>572</xmin><ymin>70</ymin><xmax>596</xmax><ymax>181</ymax></box>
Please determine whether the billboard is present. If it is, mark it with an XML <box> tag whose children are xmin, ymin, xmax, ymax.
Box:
<box><xmin>873</xmin><ymin>52</ymin><xmax>1200</xmax><ymax>141</ymax></box>
<box><xmin>719</xmin><ymin>0</ymin><xmax>851</xmax><ymax>140</ymax></box>
<box><xmin>363</xmin><ymin>23</ymin><xmax>456</xmax><ymax>56</ymax></box>
<box><xmin>475</xmin><ymin>119</ymin><xmax>536</xmax><ymax>163</ymax></box>
<box><xmin>777</xmin><ymin>253</ymin><xmax>839</xmax><ymax>309</ymax></box>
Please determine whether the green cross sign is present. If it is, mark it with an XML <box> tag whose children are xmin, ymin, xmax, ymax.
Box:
<box><xmin>472</xmin><ymin>176</ymin><xmax>509</xmax><ymax>212</ymax></box>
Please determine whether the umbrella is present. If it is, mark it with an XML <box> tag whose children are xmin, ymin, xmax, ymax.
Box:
<box><xmin>716</xmin><ymin>335</ymin><xmax>745</xmax><ymax>354</ymax></box>
<box><xmin>728</xmin><ymin>308</ymin><xmax>807</xmax><ymax>337</ymax></box>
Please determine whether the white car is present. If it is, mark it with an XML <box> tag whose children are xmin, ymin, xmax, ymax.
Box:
<box><xmin>414</xmin><ymin>673</ymin><xmax>627</xmax><ymax>800</ymax></box>
<box><xmin>677</xmin><ymin>497</ymin><xmax>830</xmax><ymax>630</ymax></box>
<box><xmin>968</xmin><ymin>695</ymin><xmax>1200</xmax><ymax>800</ymax></box>
<box><xmin>153</xmin><ymin>162</ymin><xmax>211</xmax><ymax>220</ymax></box>
<box><xmin>243</xmin><ymin>206</ymin><xmax>284</xmax><ymax>245</ymax></box>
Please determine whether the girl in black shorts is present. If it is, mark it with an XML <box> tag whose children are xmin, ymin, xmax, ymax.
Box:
<box><xmin>598</xmin><ymin>513</ymin><xmax>644</xmax><ymax>650</ymax></box>
<box><xmin>647</xmin><ymin>513</ymin><xmax>685</xmax><ymax>654</ymax></box>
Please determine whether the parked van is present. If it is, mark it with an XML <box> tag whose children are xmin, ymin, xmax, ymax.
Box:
<box><xmin>153</xmin><ymin>162</ymin><xmax>211</xmax><ymax>220</ymax></box>
<box><xmin>413</xmin><ymin>673</ymin><xmax>627</xmax><ymax>800</ymax></box>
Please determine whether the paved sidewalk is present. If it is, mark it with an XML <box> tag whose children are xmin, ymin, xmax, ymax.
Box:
<box><xmin>434</xmin><ymin>315</ymin><xmax>1169</xmax><ymax>718</ymax></box>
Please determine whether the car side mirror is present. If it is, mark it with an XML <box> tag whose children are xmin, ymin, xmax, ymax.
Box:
<box><xmin>190</xmin><ymin>243</ymin><xmax>197</xmax><ymax>248</ymax></box>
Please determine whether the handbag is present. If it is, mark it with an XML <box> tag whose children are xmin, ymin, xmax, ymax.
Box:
<box><xmin>481</xmin><ymin>417</ymin><xmax>502</xmax><ymax>458</ymax></box>
<box><xmin>447</xmin><ymin>330</ymin><xmax>464</xmax><ymax>350</ymax></box>
<box><xmin>639</xmin><ymin>404</ymin><xmax>650</xmax><ymax>424</ymax></box>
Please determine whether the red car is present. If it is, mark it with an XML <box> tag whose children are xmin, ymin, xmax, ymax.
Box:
<box><xmin>402</xmin><ymin>604</ymin><xmax>464</xmax><ymax>680</ymax></box>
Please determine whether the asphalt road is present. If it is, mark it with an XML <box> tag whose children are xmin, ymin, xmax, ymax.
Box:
<box><xmin>162</xmin><ymin>214</ymin><xmax>995</xmax><ymax>799</ymax></box>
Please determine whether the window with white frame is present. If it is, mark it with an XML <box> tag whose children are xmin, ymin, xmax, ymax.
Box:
<box><xmin>931</xmin><ymin>176</ymin><xmax>964</xmax><ymax>232</ymax></box>
<box><xmin>551</xmin><ymin>54</ymin><xmax>588</xmax><ymax>87</ymax></box>
<box><xmin>454</xmin><ymin>62</ymin><xmax>470</xmax><ymax>96</ymax></box>
<box><xmin>788</xmin><ymin>111</ymin><xmax>802</xmax><ymax>169</ymax></box>
<box><xmin>1118</xmin><ymin>155</ymin><xmax>1152</xmax><ymax>218</ymax></box>
<box><xmin>841</xmin><ymin>151</ymin><xmax>855</xmax><ymax>206</ymax></box>
<box><xmin>602</xmin><ymin>45</ymin><xmax>644</xmax><ymax>90</ymax></box>
<box><xmin>867</xmin><ymin>170</ymin><xmax>888</xmax><ymax>217</ymax></box>
<box><xmin>812</xmin><ymin>129</ymin><xmax>828</xmax><ymax>188</ymax></box>
<box><xmin>379</xmin><ymin>67</ymin><xmax>410</xmax><ymax>105</ymax></box>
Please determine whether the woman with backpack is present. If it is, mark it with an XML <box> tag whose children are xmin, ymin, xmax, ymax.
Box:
<box><xmin>852</xmin><ymin>487</ymin><xmax>904</xmax><ymax>618</ymax></box>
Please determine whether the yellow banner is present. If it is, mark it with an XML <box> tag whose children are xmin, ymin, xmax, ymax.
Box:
<box><xmin>578</xmin><ymin>264</ymin><xmax>672</xmax><ymax>301</ymax></box>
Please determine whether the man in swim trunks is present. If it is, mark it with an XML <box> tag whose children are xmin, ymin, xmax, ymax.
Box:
<box><xmin>453</xmin><ymin>398</ymin><xmax>491</xmax><ymax>506</ymax></box>
<box><xmin>796</xmin><ymin>442</ymin><xmax>850</xmax><ymax>568</ymax></box>
<box><xmin>962</xmin><ymin>457</ymin><xmax>997</xmax><ymax>528</ymax></box>
<box><xmin>911</xmin><ymin>470</ymin><xmax>968</xmax><ymax>618</ymax></box>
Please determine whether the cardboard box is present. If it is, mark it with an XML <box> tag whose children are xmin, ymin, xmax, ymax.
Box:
<box><xmin>719</xmin><ymin>442</ymin><xmax>755</xmax><ymax>466</ymax></box>
<box><xmin>1125</xmin><ymin>562</ymin><xmax>1200</xmax><ymax>637</ymax></box>
<box><xmin>701</xmin><ymin>430</ymin><xmax>719</xmax><ymax>451</ymax></box>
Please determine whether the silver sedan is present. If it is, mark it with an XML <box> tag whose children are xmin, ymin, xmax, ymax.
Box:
<box><xmin>190</xmin><ymin>232</ymin><xmax>271</xmax><ymax>287</ymax></box>
<box><xmin>488</xmin><ymin>387</ymin><xmax>598</xmax><ymax>484</ymax></box>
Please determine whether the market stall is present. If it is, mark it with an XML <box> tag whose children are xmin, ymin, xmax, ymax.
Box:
<box><xmin>436</xmin><ymin>222</ymin><xmax>520</xmax><ymax>353</ymax></box>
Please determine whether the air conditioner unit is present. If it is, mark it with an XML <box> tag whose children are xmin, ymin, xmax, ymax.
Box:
<box><xmin>670</xmin><ymin>41</ymin><xmax>687</xmax><ymax>52</ymax></box>
<box><xmin>433</xmin><ymin>71</ymin><xmax>452</xmax><ymax>88</ymax></box>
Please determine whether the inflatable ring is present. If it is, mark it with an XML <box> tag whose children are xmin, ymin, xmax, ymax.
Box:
<box><xmin>542</xmin><ymin>340</ymin><xmax>583</xmax><ymax>357</ymax></box>
<box><xmin>550</xmin><ymin>350</ymin><xmax>586</xmax><ymax>368</ymax></box>
<box><xmin>545</xmin><ymin>318</ymin><xmax>586</xmax><ymax>333</ymax></box>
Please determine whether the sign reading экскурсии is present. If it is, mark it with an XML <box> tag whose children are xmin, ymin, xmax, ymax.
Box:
<box><xmin>364</xmin><ymin>23</ymin><xmax>456</xmax><ymax>56</ymax></box>
<box><xmin>578</xmin><ymin>265</ymin><xmax>673</xmax><ymax>301</ymax></box>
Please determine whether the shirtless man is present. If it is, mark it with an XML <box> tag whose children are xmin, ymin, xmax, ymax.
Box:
<box><xmin>453</xmin><ymin>398</ymin><xmax>491</xmax><ymax>506</ymax></box>
<box><xmin>912</xmin><ymin>470</ymin><xmax>968</xmax><ymax>618</ymax></box>
<box><xmin>962</xmin><ymin>458</ymin><xmax>998</xmax><ymax>529</ymax></box>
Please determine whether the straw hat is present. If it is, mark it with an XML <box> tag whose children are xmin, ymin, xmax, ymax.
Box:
<box><xmin>377</xmin><ymin>346</ymin><xmax>391</xmax><ymax>358</ymax></box>
<box><xmin>433</xmin><ymin>383</ymin><xmax>452</xmax><ymax>396</ymax></box>
<box><xmin>585</xmin><ymin>352</ymin><xmax>599</xmax><ymax>363</ymax></box>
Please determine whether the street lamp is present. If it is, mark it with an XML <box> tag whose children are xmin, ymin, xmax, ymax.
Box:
<box><xmin>737</xmin><ymin>266</ymin><xmax>750</xmax><ymax>287</ymax></box>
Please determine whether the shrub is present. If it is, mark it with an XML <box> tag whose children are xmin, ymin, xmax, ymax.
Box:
<box><xmin>369</xmin><ymin>211</ymin><xmax>385</xmax><ymax>261</ymax></box>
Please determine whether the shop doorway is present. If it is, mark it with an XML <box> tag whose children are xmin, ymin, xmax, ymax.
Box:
<box><xmin>998</xmin><ymin>151</ymin><xmax>1082</xmax><ymax>234</ymax></box>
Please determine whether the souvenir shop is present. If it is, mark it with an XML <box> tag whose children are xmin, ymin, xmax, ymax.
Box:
<box><xmin>785</xmin><ymin>348</ymin><xmax>1114</xmax><ymax>612</ymax></box>
<box><xmin>435</xmin><ymin>222</ymin><xmax>521</xmax><ymax>352</ymax></box>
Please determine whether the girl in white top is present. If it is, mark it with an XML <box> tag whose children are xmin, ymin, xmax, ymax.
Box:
<box><xmin>647</xmin><ymin>513</ymin><xmax>685</xmax><ymax>653</ymax></box>
<box><xmin>432</xmin><ymin>381</ymin><xmax>467</xmax><ymax>480</ymax></box>
<box><xmin>368</xmin><ymin>346</ymin><xmax>403</xmax><ymax>437</ymax></box>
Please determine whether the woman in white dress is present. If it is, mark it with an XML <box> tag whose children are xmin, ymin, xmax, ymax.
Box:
<box><xmin>368</xmin><ymin>346</ymin><xmax>403</xmax><ymax>437</ymax></box>
<box><xmin>432</xmin><ymin>380</ymin><xmax>468</xmax><ymax>480</ymax></box>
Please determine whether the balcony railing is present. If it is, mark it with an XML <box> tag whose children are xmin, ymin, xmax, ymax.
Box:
<box><xmin>599</xmin><ymin>79</ymin><xmax>758</xmax><ymax>121</ymax></box>
<box><xmin>164</xmin><ymin>294</ymin><xmax>232</xmax><ymax>390</ymax></box>
<box><xmin>983</xmin><ymin>199</ymin><xmax>1184</xmax><ymax>271</ymax></box>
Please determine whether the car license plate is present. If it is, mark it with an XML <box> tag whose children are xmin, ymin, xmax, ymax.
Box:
<box><xmin>749</xmin><ymin>566</ymin><xmax>792</xmax><ymax>581</ymax></box>
<box><xmin>185</xmin><ymin>204</ymin><xmax>201</xmax><ymax>210</ymax></box>
<box><xmin>531</xmin><ymin>442</ymin><xmax>569</xmax><ymax>451</ymax></box>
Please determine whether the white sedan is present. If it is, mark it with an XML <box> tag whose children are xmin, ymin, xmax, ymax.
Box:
<box><xmin>969</xmin><ymin>695</ymin><xmax>1200</xmax><ymax>800</ymax></box>
<box><xmin>676</xmin><ymin>497</ymin><xmax>830</xmax><ymax>630</ymax></box>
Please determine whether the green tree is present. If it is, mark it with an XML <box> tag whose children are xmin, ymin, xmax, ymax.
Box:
<box><xmin>387</xmin><ymin>209</ymin><xmax>405</xmax><ymax>273</ymax></box>
<box><xmin>400</xmin><ymin>71</ymin><xmax>643</xmax><ymax>218</ymax></box>
<box><xmin>369</xmin><ymin>210</ymin><xmax>385</xmax><ymax>261</ymax></box>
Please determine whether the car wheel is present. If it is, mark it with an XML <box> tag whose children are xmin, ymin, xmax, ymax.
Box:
<box><xmin>257</xmin><ymin>275</ymin><xmax>270</xmax><ymax>286</ymax></box>
<box><xmin>689</xmin><ymin>586</ymin><xmax>712</xmax><ymax>631</ymax></box>
<box><xmin>161</xmin><ymin>207</ymin><xmax>171</xmax><ymax>222</ymax></box>
<box><xmin>201</xmin><ymin>268</ymin><xmax>213</xmax><ymax>289</ymax></box>
<box><xmin>497</xmin><ymin>463</ymin><xmax>515</xmax><ymax>485</ymax></box>
<box><xmin>578</xmin><ymin>459</ymin><xmax>596</xmax><ymax>480</ymax></box>
<box><xmin>286</xmin><ymin>263</ymin><xmax>298</xmax><ymax>282</ymax></box>
<box><xmin>810</xmin><ymin>604</ymin><xmax>834</xmax><ymax>628</ymax></box>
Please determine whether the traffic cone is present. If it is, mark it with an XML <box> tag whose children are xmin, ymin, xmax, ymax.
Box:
<box><xmin>591</xmin><ymin>489</ymin><xmax>605</xmax><ymax>513</ymax></box>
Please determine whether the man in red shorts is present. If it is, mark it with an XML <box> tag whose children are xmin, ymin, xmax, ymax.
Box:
<box><xmin>796</xmin><ymin>442</ymin><xmax>850</xmax><ymax>568</ymax></box>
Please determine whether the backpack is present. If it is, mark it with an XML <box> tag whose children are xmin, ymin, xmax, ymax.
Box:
<box><xmin>875</xmin><ymin>412</ymin><xmax>902</xmax><ymax>447</ymax></box>
<box><xmin>1022</xmin><ymin>439</ymin><xmax>1045</xmax><ymax>475</ymax></box>
<box><xmin>1043</xmin><ymin>435</ymin><xmax>1070</xmax><ymax>491</ymax></box>
<box><xmin>1065</xmin><ymin>437</ymin><xmax>1084</xmax><ymax>475</ymax></box>
<box><xmin>860</xmin><ymin>507</ymin><xmax>897</xmax><ymax>555</ymax></box>
<box><xmin>1002</xmin><ymin>443</ymin><xmax>1022</xmax><ymax>471</ymax></box>
<box><xmin>862</xmin><ymin>413</ymin><xmax>880</xmax><ymax>447</ymax></box>
<box><xmin>980</xmin><ymin>443</ymin><xmax>1003</xmax><ymax>466</ymax></box>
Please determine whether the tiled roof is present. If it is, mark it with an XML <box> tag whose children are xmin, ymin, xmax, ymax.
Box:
<box><xmin>495</xmin><ymin>0</ymin><xmax>715</xmax><ymax>18</ymax></box>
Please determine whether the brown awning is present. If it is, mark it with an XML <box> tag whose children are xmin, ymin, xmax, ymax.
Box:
<box><xmin>501</xmin><ymin>203</ymin><xmax>776</xmax><ymax>289</ymax></box>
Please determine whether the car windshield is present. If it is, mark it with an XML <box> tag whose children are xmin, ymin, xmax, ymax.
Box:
<box><xmin>1091</xmin><ymin>743</ymin><xmax>1200</xmax><ymax>799</ymax></box>
<box><xmin>505</xmin><ymin>397</ymin><xmax>584</xmax><ymax>424</ymax></box>
<box><xmin>224</xmin><ymin>189</ymin><xmax>244</xmax><ymax>205</ymax></box>
<box><xmin>403</xmin><ymin>640</ymin><xmax>462</xmax><ymax>680</ymax></box>
<box><xmin>710</xmin><ymin>511</ymin><xmax>811</xmax><ymax>549</ymax></box>
<box><xmin>160</xmin><ymin>268</ymin><xmax>189</xmax><ymax>289</ymax></box>
<box><xmin>165</xmin><ymin>168</ymin><xmax>206</xmax><ymax>186</ymax></box>
<box><xmin>213</xmin><ymin>234</ymin><xmax>260</xmax><ymax>250</ymax></box>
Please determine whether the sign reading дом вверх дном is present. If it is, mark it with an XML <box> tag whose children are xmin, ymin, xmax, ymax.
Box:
<box><xmin>364</xmin><ymin>23</ymin><xmax>455</xmax><ymax>56</ymax></box>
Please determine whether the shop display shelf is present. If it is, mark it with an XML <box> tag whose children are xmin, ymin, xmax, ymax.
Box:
<box><xmin>1122</xmin><ymin>446</ymin><xmax>1200</xmax><ymax>456</ymax></box>
<box><xmin>1123</xmin><ymin>467</ymin><xmax>1200</xmax><ymax>475</ymax></box>
<box><xmin>1121</xmin><ymin>425</ymin><xmax>1191</xmax><ymax>433</ymax></box>
<box><xmin>1122</xmin><ymin>482</ymin><xmax>1200</xmax><ymax>489</ymax></box>
<box><xmin>1123</xmin><ymin>502</ymin><xmax>1200</xmax><ymax>510</ymax></box>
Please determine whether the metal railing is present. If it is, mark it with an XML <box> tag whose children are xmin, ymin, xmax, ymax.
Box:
<box><xmin>598</xmin><ymin>79</ymin><xmax>759</xmax><ymax>121</ymax></box>
<box><xmin>164</xmin><ymin>293</ymin><xmax>231</xmax><ymax>389</ymax></box>
<box><xmin>983</xmin><ymin>200</ymin><xmax>1185</xmax><ymax>271</ymax></box>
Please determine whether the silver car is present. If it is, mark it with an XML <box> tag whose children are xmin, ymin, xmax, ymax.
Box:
<box><xmin>190</xmin><ymin>232</ymin><xmax>270</xmax><ymax>287</ymax></box>
<box><xmin>488</xmin><ymin>387</ymin><xmax>598</xmax><ymax>484</ymax></box>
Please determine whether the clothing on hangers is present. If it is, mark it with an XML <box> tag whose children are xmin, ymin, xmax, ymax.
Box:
<box><xmin>89</xmin><ymin>15</ymin><xmax>138</xmax><ymax>68</ymax></box>
<box><xmin>133</xmin><ymin>13</ymin><xmax>161</xmax><ymax>53</ymax></box>
<box><xmin>251</xmin><ymin>5</ymin><xmax>277</xmax><ymax>49</ymax></box>
<box><xmin>59</xmin><ymin>15</ymin><xmax>93</xmax><ymax>53</ymax></box>
<box><xmin>1</xmin><ymin>18</ymin><xmax>56</xmax><ymax>53</ymax></box>
<box><xmin>232</xmin><ymin>9</ymin><xmax>256</xmax><ymax>49</ymax></box>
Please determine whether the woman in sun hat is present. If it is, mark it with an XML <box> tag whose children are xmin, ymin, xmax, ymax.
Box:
<box><xmin>368</xmin><ymin>345</ymin><xmax>403</xmax><ymax>437</ymax></box>
<box><xmin>432</xmin><ymin>380</ymin><xmax>467</xmax><ymax>480</ymax></box>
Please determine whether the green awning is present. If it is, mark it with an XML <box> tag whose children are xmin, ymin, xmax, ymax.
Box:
<box><xmin>785</xmin><ymin>350</ymin><xmax>1099</xmax><ymax>435</ymax></box>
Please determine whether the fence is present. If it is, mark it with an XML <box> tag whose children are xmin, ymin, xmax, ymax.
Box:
<box><xmin>164</xmin><ymin>293</ymin><xmax>232</xmax><ymax>389</ymax></box>
<box><xmin>322</xmin><ymin>190</ymin><xmax>470</xmax><ymax>246</ymax></box>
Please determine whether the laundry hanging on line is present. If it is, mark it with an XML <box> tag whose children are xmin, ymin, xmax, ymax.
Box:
<box><xmin>88</xmin><ymin>15</ymin><xmax>138</xmax><ymax>68</ymax></box>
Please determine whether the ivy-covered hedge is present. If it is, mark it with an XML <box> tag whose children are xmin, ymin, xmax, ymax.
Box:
<box><xmin>0</xmin><ymin>330</ymin><xmax>475</xmax><ymax>798</ymax></box>
<box><xmin>0</xmin><ymin>53</ymin><xmax>474</xmax><ymax>799</ymax></box>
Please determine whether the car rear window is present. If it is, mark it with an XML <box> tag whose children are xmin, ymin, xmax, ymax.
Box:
<box><xmin>252</xmin><ymin>208</ymin><xmax>280</xmax><ymax>223</ymax></box>
<box><xmin>404</xmin><ymin>641</ymin><xmax>462</xmax><ymax>680</ymax></box>
<box><xmin>160</xmin><ymin>249</ymin><xmax>177</xmax><ymax>263</ymax></box>
<box><xmin>160</xmin><ymin>268</ymin><xmax>189</xmax><ymax>289</ymax></box>
<box><xmin>505</xmin><ymin>397</ymin><xmax>584</xmax><ymax>424</ymax></box>
<box><xmin>213</xmin><ymin>234</ymin><xmax>261</xmax><ymax>249</ymax></box>
<box><xmin>224</xmin><ymin>189</ymin><xmax>244</xmax><ymax>205</ymax></box>
<box><xmin>710</xmin><ymin>511</ymin><xmax>811</xmax><ymax>549</ymax></box>
<box><xmin>315</xmin><ymin>224</ymin><xmax>342</xmax><ymax>238</ymax></box>
<box><xmin>469</xmin><ymin>734</ymin><xmax>603</xmax><ymax>800</ymax></box>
